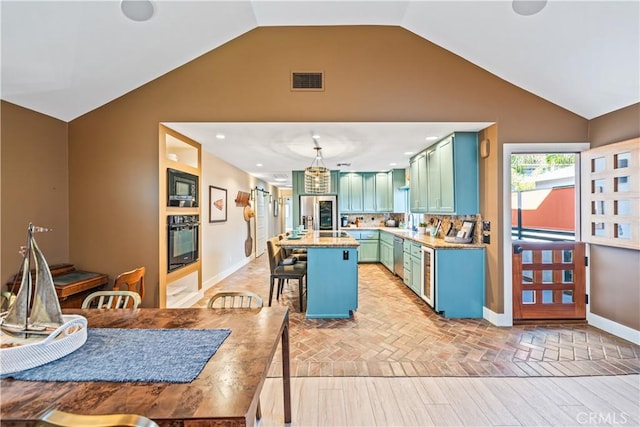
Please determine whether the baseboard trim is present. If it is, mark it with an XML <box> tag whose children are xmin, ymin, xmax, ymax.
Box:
<box><xmin>483</xmin><ymin>307</ymin><xmax>512</xmax><ymax>327</ymax></box>
<box><xmin>588</xmin><ymin>312</ymin><xmax>640</xmax><ymax>345</ymax></box>
<box><xmin>202</xmin><ymin>257</ymin><xmax>253</xmax><ymax>292</ymax></box>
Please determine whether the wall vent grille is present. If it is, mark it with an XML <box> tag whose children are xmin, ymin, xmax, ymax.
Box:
<box><xmin>291</xmin><ymin>71</ymin><xmax>324</xmax><ymax>91</ymax></box>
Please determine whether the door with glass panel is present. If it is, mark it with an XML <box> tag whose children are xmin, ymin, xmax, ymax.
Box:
<box><xmin>513</xmin><ymin>241</ymin><xmax>586</xmax><ymax>320</ymax></box>
<box><xmin>510</xmin><ymin>152</ymin><xmax>585</xmax><ymax>321</ymax></box>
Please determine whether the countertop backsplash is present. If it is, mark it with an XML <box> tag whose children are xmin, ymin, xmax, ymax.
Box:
<box><xmin>341</xmin><ymin>213</ymin><xmax>483</xmax><ymax>243</ymax></box>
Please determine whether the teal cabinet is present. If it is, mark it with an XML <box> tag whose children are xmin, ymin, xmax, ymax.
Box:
<box><xmin>362</xmin><ymin>173</ymin><xmax>376</xmax><ymax>212</ymax></box>
<box><xmin>435</xmin><ymin>248</ymin><xmax>485</xmax><ymax>318</ymax></box>
<box><xmin>306</xmin><ymin>247</ymin><xmax>359</xmax><ymax>318</ymax></box>
<box><xmin>403</xmin><ymin>240</ymin><xmax>412</xmax><ymax>288</ymax></box>
<box><xmin>375</xmin><ymin>172</ymin><xmax>392</xmax><ymax>212</ymax></box>
<box><xmin>409</xmin><ymin>242</ymin><xmax>422</xmax><ymax>295</ymax></box>
<box><xmin>359</xmin><ymin>241</ymin><xmax>379</xmax><ymax>262</ymax></box>
<box><xmin>340</xmin><ymin>171</ymin><xmax>395</xmax><ymax>213</ymax></box>
<box><xmin>427</xmin><ymin>136</ymin><xmax>455</xmax><ymax>213</ymax></box>
<box><xmin>339</xmin><ymin>173</ymin><xmax>363</xmax><ymax>213</ymax></box>
<box><xmin>409</xmin><ymin>132</ymin><xmax>479</xmax><ymax>215</ymax></box>
<box><xmin>379</xmin><ymin>232</ymin><xmax>394</xmax><ymax>272</ymax></box>
<box><xmin>346</xmin><ymin>230</ymin><xmax>379</xmax><ymax>263</ymax></box>
<box><xmin>409</xmin><ymin>152</ymin><xmax>428</xmax><ymax>212</ymax></box>
<box><xmin>391</xmin><ymin>169</ymin><xmax>407</xmax><ymax>213</ymax></box>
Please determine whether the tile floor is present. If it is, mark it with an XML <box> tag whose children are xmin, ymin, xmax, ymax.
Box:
<box><xmin>194</xmin><ymin>255</ymin><xmax>640</xmax><ymax>378</ymax></box>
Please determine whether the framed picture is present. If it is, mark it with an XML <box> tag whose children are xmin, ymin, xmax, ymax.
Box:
<box><xmin>209</xmin><ymin>186</ymin><xmax>227</xmax><ymax>223</ymax></box>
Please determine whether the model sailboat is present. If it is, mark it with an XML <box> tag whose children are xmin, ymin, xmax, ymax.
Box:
<box><xmin>1</xmin><ymin>223</ymin><xmax>64</xmax><ymax>335</ymax></box>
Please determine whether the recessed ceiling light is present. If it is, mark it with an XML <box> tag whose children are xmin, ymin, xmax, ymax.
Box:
<box><xmin>312</xmin><ymin>134</ymin><xmax>320</xmax><ymax>140</ymax></box>
<box><xmin>404</xmin><ymin>151</ymin><xmax>414</xmax><ymax>155</ymax></box>
<box><xmin>275</xmin><ymin>178</ymin><xmax>287</xmax><ymax>182</ymax></box>
<box><xmin>426</xmin><ymin>136</ymin><xmax>438</xmax><ymax>141</ymax></box>
<box><xmin>390</xmin><ymin>162</ymin><xmax>397</xmax><ymax>166</ymax></box>
<box><xmin>215</xmin><ymin>133</ymin><xmax>225</xmax><ymax>140</ymax></box>
<box><xmin>121</xmin><ymin>0</ymin><xmax>155</xmax><ymax>22</ymax></box>
<box><xmin>256</xmin><ymin>163</ymin><xmax>263</xmax><ymax>167</ymax></box>
<box><xmin>512</xmin><ymin>0</ymin><xmax>547</xmax><ymax>16</ymax></box>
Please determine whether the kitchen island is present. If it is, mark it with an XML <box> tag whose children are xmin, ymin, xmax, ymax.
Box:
<box><xmin>278</xmin><ymin>231</ymin><xmax>359</xmax><ymax>318</ymax></box>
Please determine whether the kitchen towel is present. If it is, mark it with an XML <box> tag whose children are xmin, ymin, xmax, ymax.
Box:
<box><xmin>3</xmin><ymin>328</ymin><xmax>231</xmax><ymax>383</ymax></box>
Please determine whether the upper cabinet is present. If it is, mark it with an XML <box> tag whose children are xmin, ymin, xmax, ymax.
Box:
<box><xmin>409</xmin><ymin>152</ymin><xmax>428</xmax><ymax>212</ymax></box>
<box><xmin>410</xmin><ymin>132</ymin><xmax>479</xmax><ymax>215</ymax></box>
<box><xmin>340</xmin><ymin>172</ymin><xmax>364</xmax><ymax>213</ymax></box>
<box><xmin>339</xmin><ymin>169</ymin><xmax>405</xmax><ymax>213</ymax></box>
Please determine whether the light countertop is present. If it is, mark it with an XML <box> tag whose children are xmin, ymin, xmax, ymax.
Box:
<box><xmin>343</xmin><ymin>226</ymin><xmax>485</xmax><ymax>249</ymax></box>
<box><xmin>277</xmin><ymin>231</ymin><xmax>359</xmax><ymax>248</ymax></box>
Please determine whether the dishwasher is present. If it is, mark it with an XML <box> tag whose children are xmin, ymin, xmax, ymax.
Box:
<box><xmin>393</xmin><ymin>236</ymin><xmax>404</xmax><ymax>279</ymax></box>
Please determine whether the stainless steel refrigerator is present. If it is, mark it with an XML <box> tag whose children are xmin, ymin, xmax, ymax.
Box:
<box><xmin>299</xmin><ymin>195</ymin><xmax>338</xmax><ymax>230</ymax></box>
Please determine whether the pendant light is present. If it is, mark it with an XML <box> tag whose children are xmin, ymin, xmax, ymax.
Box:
<box><xmin>304</xmin><ymin>139</ymin><xmax>331</xmax><ymax>194</ymax></box>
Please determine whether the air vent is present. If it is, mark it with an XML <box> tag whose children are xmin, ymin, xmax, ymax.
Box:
<box><xmin>291</xmin><ymin>71</ymin><xmax>324</xmax><ymax>91</ymax></box>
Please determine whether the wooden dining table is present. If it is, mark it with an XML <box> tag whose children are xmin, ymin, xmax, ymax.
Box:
<box><xmin>0</xmin><ymin>306</ymin><xmax>291</xmax><ymax>427</ymax></box>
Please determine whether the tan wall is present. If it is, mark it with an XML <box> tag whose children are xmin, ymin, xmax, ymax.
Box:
<box><xmin>478</xmin><ymin>124</ymin><xmax>501</xmax><ymax>312</ymax></box>
<box><xmin>1</xmin><ymin>101</ymin><xmax>69</xmax><ymax>286</ymax></box>
<box><xmin>588</xmin><ymin>103</ymin><xmax>640</xmax><ymax>148</ymax></box>
<box><xmin>587</xmin><ymin>103</ymin><xmax>640</xmax><ymax>330</ymax></box>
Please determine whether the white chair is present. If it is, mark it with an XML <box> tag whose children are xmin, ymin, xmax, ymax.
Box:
<box><xmin>39</xmin><ymin>408</ymin><xmax>158</xmax><ymax>427</ymax></box>
<box><xmin>207</xmin><ymin>291</ymin><xmax>263</xmax><ymax>309</ymax></box>
<box><xmin>81</xmin><ymin>290</ymin><xmax>141</xmax><ymax>309</ymax></box>
<box><xmin>207</xmin><ymin>290</ymin><xmax>264</xmax><ymax>420</ymax></box>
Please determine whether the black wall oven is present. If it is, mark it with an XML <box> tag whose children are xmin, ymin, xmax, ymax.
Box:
<box><xmin>167</xmin><ymin>215</ymin><xmax>199</xmax><ymax>272</ymax></box>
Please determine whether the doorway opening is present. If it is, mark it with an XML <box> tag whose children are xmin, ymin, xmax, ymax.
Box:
<box><xmin>502</xmin><ymin>142</ymin><xmax>590</xmax><ymax>326</ymax></box>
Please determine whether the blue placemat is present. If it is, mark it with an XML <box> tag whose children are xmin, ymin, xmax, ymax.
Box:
<box><xmin>3</xmin><ymin>328</ymin><xmax>231</xmax><ymax>383</ymax></box>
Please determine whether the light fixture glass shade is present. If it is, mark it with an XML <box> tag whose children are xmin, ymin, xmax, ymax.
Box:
<box><xmin>304</xmin><ymin>166</ymin><xmax>331</xmax><ymax>194</ymax></box>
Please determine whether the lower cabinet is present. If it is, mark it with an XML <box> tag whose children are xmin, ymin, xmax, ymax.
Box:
<box><xmin>403</xmin><ymin>240</ymin><xmax>412</xmax><ymax>289</ymax></box>
<box><xmin>379</xmin><ymin>231</ymin><xmax>394</xmax><ymax>272</ymax></box>
<box><xmin>410</xmin><ymin>253</ymin><xmax>422</xmax><ymax>295</ymax></box>
<box><xmin>435</xmin><ymin>248</ymin><xmax>485</xmax><ymax>318</ymax></box>
<box><xmin>346</xmin><ymin>230</ymin><xmax>379</xmax><ymax>263</ymax></box>
<box><xmin>359</xmin><ymin>240</ymin><xmax>379</xmax><ymax>262</ymax></box>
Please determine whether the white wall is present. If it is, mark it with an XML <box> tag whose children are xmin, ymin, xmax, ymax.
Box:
<box><xmin>201</xmin><ymin>151</ymin><xmax>282</xmax><ymax>291</ymax></box>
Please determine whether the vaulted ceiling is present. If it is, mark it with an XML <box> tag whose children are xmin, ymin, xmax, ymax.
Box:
<box><xmin>2</xmin><ymin>1</ymin><xmax>638</xmax><ymax>187</ymax></box>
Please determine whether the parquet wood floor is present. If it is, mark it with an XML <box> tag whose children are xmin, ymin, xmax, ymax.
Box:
<box><xmin>194</xmin><ymin>255</ymin><xmax>640</xmax><ymax>377</ymax></box>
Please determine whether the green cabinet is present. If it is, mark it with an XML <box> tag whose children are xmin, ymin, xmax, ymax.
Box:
<box><xmin>379</xmin><ymin>231</ymin><xmax>394</xmax><ymax>272</ymax></box>
<box><xmin>362</xmin><ymin>173</ymin><xmax>375</xmax><ymax>212</ymax></box>
<box><xmin>409</xmin><ymin>152</ymin><xmax>428</xmax><ymax>212</ymax></box>
<box><xmin>391</xmin><ymin>169</ymin><xmax>407</xmax><ymax>213</ymax></box>
<box><xmin>409</xmin><ymin>132</ymin><xmax>478</xmax><ymax>215</ymax></box>
<box><xmin>375</xmin><ymin>172</ymin><xmax>392</xmax><ymax>212</ymax></box>
<box><xmin>339</xmin><ymin>171</ymin><xmax>397</xmax><ymax>213</ymax></box>
<box><xmin>402</xmin><ymin>241</ymin><xmax>422</xmax><ymax>295</ymax></box>
<box><xmin>339</xmin><ymin>173</ymin><xmax>364</xmax><ymax>213</ymax></box>
<box><xmin>346</xmin><ymin>230</ymin><xmax>379</xmax><ymax>263</ymax></box>
<box><xmin>427</xmin><ymin>136</ymin><xmax>455</xmax><ymax>212</ymax></box>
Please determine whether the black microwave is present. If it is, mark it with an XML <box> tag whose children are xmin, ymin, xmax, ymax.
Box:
<box><xmin>167</xmin><ymin>168</ymin><xmax>198</xmax><ymax>207</ymax></box>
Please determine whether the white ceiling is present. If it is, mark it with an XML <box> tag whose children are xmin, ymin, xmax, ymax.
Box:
<box><xmin>2</xmin><ymin>1</ymin><xmax>638</xmax><ymax>188</ymax></box>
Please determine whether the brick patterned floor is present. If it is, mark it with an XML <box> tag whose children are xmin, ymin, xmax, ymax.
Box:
<box><xmin>194</xmin><ymin>255</ymin><xmax>640</xmax><ymax>377</ymax></box>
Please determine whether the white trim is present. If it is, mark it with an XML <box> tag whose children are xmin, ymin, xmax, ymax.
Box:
<box><xmin>588</xmin><ymin>312</ymin><xmax>640</xmax><ymax>345</ymax></box>
<box><xmin>503</xmin><ymin>142</ymin><xmax>590</xmax><ymax>327</ymax></box>
<box><xmin>483</xmin><ymin>306</ymin><xmax>511</xmax><ymax>326</ymax></box>
<box><xmin>202</xmin><ymin>257</ymin><xmax>253</xmax><ymax>292</ymax></box>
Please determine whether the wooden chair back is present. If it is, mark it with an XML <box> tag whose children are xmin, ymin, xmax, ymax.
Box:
<box><xmin>207</xmin><ymin>291</ymin><xmax>263</xmax><ymax>308</ymax></box>
<box><xmin>81</xmin><ymin>290</ymin><xmax>142</xmax><ymax>309</ymax></box>
<box><xmin>113</xmin><ymin>267</ymin><xmax>146</xmax><ymax>299</ymax></box>
<box><xmin>266</xmin><ymin>238</ymin><xmax>283</xmax><ymax>272</ymax></box>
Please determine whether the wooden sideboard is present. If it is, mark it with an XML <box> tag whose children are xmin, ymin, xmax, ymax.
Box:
<box><xmin>6</xmin><ymin>263</ymin><xmax>108</xmax><ymax>308</ymax></box>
